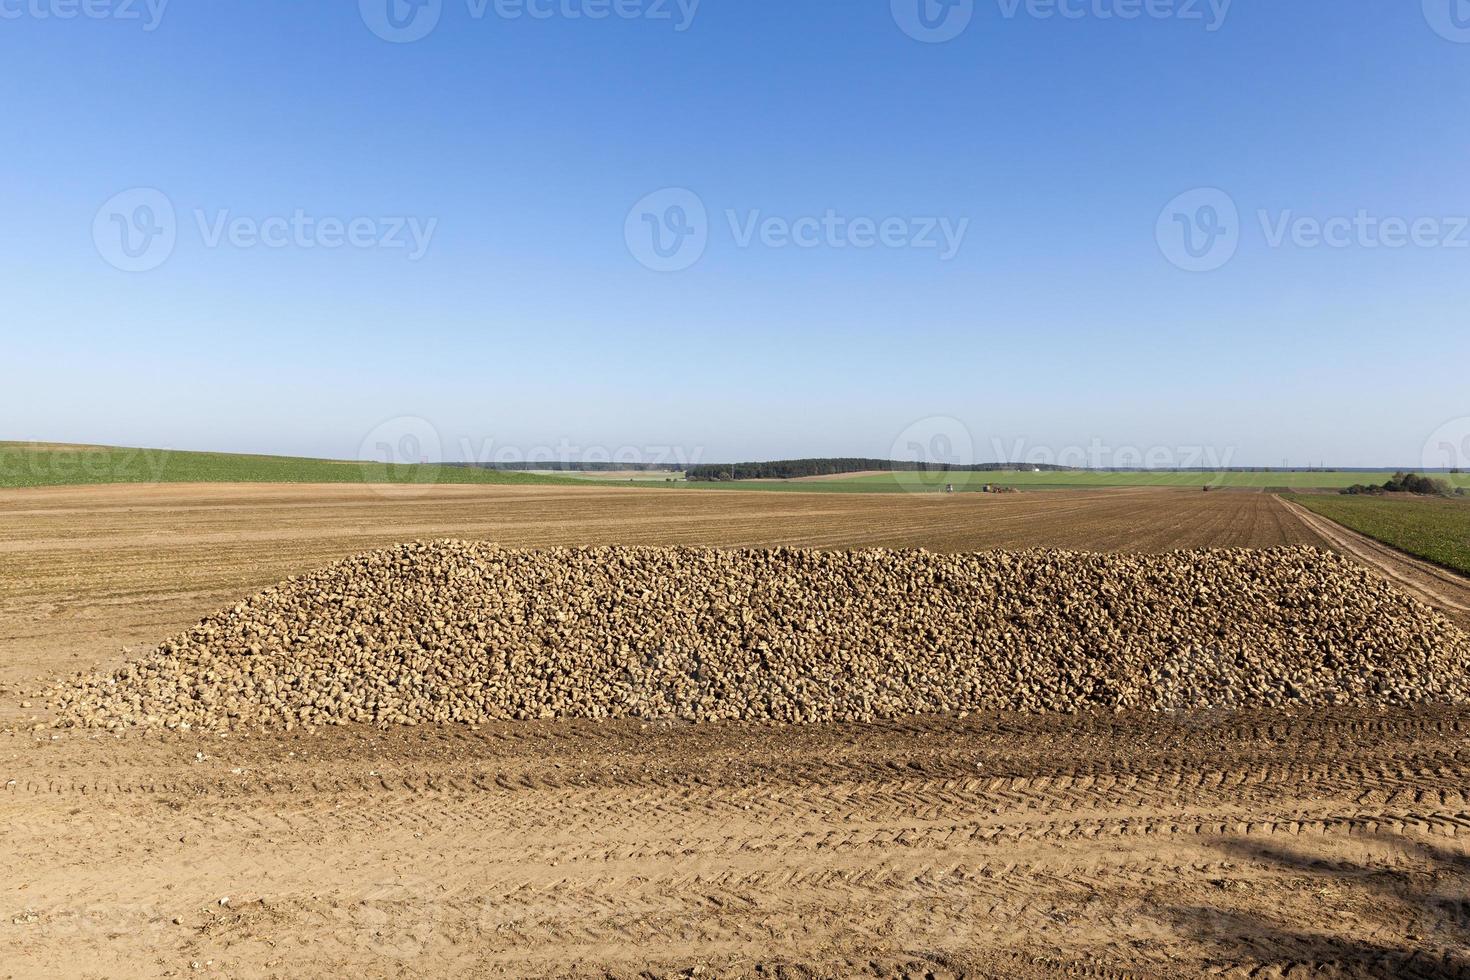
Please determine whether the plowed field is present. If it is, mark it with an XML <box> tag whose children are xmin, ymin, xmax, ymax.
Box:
<box><xmin>5</xmin><ymin>483</ymin><xmax>1470</xmax><ymax>978</ymax></box>
<box><xmin>0</xmin><ymin>483</ymin><xmax>1316</xmax><ymax>694</ymax></box>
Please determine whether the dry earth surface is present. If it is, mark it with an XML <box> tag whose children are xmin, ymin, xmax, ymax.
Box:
<box><xmin>5</xmin><ymin>483</ymin><xmax>1470</xmax><ymax>978</ymax></box>
<box><xmin>6</xmin><ymin>712</ymin><xmax>1470</xmax><ymax>979</ymax></box>
<box><xmin>0</xmin><ymin>483</ymin><xmax>1317</xmax><ymax>696</ymax></box>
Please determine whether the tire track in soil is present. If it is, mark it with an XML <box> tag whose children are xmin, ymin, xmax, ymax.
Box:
<box><xmin>5</xmin><ymin>487</ymin><xmax>1468</xmax><ymax>977</ymax></box>
<box><xmin>5</xmin><ymin>710</ymin><xmax>1470</xmax><ymax>978</ymax></box>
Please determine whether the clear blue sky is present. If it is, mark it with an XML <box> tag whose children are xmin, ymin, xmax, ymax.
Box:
<box><xmin>4</xmin><ymin>1</ymin><xmax>1469</xmax><ymax>468</ymax></box>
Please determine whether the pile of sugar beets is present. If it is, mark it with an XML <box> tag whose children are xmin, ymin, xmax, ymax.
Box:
<box><xmin>54</xmin><ymin>541</ymin><xmax>1470</xmax><ymax>730</ymax></box>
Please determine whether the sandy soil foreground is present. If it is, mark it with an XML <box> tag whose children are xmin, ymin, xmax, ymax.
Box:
<box><xmin>5</xmin><ymin>711</ymin><xmax>1470</xmax><ymax>978</ymax></box>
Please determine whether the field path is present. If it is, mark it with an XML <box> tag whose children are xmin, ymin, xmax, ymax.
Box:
<box><xmin>1278</xmin><ymin>496</ymin><xmax>1470</xmax><ymax>627</ymax></box>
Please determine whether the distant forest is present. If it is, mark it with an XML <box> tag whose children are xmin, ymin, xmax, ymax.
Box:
<box><xmin>448</xmin><ymin>462</ymin><xmax>680</xmax><ymax>472</ymax></box>
<box><xmin>685</xmin><ymin>459</ymin><xmax>1071</xmax><ymax>482</ymax></box>
<box><xmin>446</xmin><ymin>458</ymin><xmax>1426</xmax><ymax>480</ymax></box>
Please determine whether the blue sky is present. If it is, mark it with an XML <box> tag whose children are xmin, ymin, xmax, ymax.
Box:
<box><xmin>3</xmin><ymin>1</ymin><xmax>1469</xmax><ymax>468</ymax></box>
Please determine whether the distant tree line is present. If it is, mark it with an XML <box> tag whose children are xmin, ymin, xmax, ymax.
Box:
<box><xmin>448</xmin><ymin>462</ymin><xmax>679</xmax><ymax>472</ymax></box>
<box><xmin>685</xmin><ymin>459</ymin><xmax>1071</xmax><ymax>482</ymax></box>
<box><xmin>1341</xmin><ymin>472</ymin><xmax>1457</xmax><ymax>496</ymax></box>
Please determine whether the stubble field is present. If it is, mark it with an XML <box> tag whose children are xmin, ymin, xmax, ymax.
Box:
<box><xmin>4</xmin><ymin>482</ymin><xmax>1470</xmax><ymax>979</ymax></box>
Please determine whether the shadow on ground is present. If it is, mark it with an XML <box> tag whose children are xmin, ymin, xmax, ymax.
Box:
<box><xmin>1165</xmin><ymin>835</ymin><xmax>1470</xmax><ymax>979</ymax></box>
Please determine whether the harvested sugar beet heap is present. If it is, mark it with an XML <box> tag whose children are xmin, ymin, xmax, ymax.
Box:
<box><xmin>55</xmin><ymin>540</ymin><xmax>1470</xmax><ymax>730</ymax></box>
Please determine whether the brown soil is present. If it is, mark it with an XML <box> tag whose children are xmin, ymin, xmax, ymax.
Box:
<box><xmin>5</xmin><ymin>711</ymin><xmax>1470</xmax><ymax>978</ymax></box>
<box><xmin>8</xmin><ymin>483</ymin><xmax>1470</xmax><ymax>978</ymax></box>
<box><xmin>0</xmin><ymin>484</ymin><xmax>1319</xmax><ymax>696</ymax></box>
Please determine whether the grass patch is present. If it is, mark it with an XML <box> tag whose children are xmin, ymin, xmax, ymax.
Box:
<box><xmin>0</xmin><ymin>443</ymin><xmax>583</xmax><ymax>489</ymax></box>
<box><xmin>1286</xmin><ymin>492</ymin><xmax>1470</xmax><ymax>576</ymax></box>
